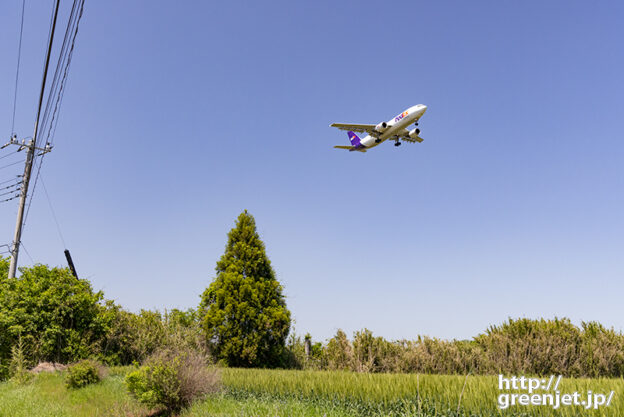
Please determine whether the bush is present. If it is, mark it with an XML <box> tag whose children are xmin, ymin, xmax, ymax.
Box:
<box><xmin>125</xmin><ymin>348</ymin><xmax>220</xmax><ymax>413</ymax></box>
<box><xmin>283</xmin><ymin>332</ymin><xmax>325</xmax><ymax>370</ymax></box>
<box><xmin>325</xmin><ymin>329</ymin><xmax>353</xmax><ymax>371</ymax></box>
<box><xmin>65</xmin><ymin>359</ymin><xmax>103</xmax><ymax>389</ymax></box>
<box><xmin>99</xmin><ymin>305</ymin><xmax>207</xmax><ymax>367</ymax></box>
<box><xmin>292</xmin><ymin>318</ymin><xmax>624</xmax><ymax>377</ymax></box>
<box><xmin>0</xmin><ymin>260</ymin><xmax>107</xmax><ymax>379</ymax></box>
<box><xmin>9</xmin><ymin>336</ymin><xmax>31</xmax><ymax>384</ymax></box>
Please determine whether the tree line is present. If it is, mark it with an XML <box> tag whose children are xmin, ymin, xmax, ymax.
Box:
<box><xmin>288</xmin><ymin>319</ymin><xmax>624</xmax><ymax>378</ymax></box>
<box><xmin>1</xmin><ymin>211</ymin><xmax>623</xmax><ymax>380</ymax></box>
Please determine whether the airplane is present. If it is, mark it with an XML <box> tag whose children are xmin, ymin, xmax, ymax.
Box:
<box><xmin>330</xmin><ymin>104</ymin><xmax>427</xmax><ymax>152</ymax></box>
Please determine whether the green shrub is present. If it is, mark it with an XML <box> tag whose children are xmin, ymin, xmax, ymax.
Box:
<box><xmin>125</xmin><ymin>348</ymin><xmax>220</xmax><ymax>413</ymax></box>
<box><xmin>325</xmin><ymin>329</ymin><xmax>353</xmax><ymax>371</ymax></box>
<box><xmin>99</xmin><ymin>304</ymin><xmax>207</xmax><ymax>367</ymax></box>
<box><xmin>65</xmin><ymin>359</ymin><xmax>102</xmax><ymax>389</ymax></box>
<box><xmin>0</xmin><ymin>259</ymin><xmax>107</xmax><ymax>379</ymax></box>
<box><xmin>9</xmin><ymin>336</ymin><xmax>31</xmax><ymax>384</ymax></box>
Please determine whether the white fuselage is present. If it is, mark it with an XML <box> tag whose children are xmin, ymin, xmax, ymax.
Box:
<box><xmin>361</xmin><ymin>104</ymin><xmax>427</xmax><ymax>148</ymax></box>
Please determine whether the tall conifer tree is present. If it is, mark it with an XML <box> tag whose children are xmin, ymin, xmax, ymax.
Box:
<box><xmin>199</xmin><ymin>211</ymin><xmax>291</xmax><ymax>367</ymax></box>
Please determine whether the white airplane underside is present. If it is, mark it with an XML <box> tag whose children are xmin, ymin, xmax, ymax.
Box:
<box><xmin>330</xmin><ymin>104</ymin><xmax>427</xmax><ymax>152</ymax></box>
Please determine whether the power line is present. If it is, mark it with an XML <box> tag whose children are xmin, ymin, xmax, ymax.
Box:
<box><xmin>23</xmin><ymin>0</ymin><xmax>85</xmax><ymax>232</ymax></box>
<box><xmin>40</xmin><ymin>0</ymin><xmax>85</xmax><ymax>148</ymax></box>
<box><xmin>19</xmin><ymin>241</ymin><xmax>34</xmax><ymax>264</ymax></box>
<box><xmin>23</xmin><ymin>155</ymin><xmax>42</xmax><ymax>230</ymax></box>
<box><xmin>0</xmin><ymin>159</ymin><xmax>26</xmax><ymax>171</ymax></box>
<box><xmin>0</xmin><ymin>195</ymin><xmax>20</xmax><ymax>204</ymax></box>
<box><xmin>8</xmin><ymin>0</ymin><xmax>61</xmax><ymax>280</ymax></box>
<box><xmin>6</xmin><ymin>1</ymin><xmax>85</xmax><ymax>277</ymax></box>
<box><xmin>0</xmin><ymin>176</ymin><xmax>23</xmax><ymax>186</ymax></box>
<box><xmin>0</xmin><ymin>181</ymin><xmax>22</xmax><ymax>191</ymax></box>
<box><xmin>0</xmin><ymin>181</ymin><xmax>22</xmax><ymax>193</ymax></box>
<box><xmin>0</xmin><ymin>150</ymin><xmax>20</xmax><ymax>161</ymax></box>
<box><xmin>33</xmin><ymin>0</ymin><xmax>61</xmax><ymax>150</ymax></box>
<box><xmin>40</xmin><ymin>175</ymin><xmax>67</xmax><ymax>248</ymax></box>
<box><xmin>10</xmin><ymin>0</ymin><xmax>26</xmax><ymax>136</ymax></box>
<box><xmin>41</xmin><ymin>0</ymin><xmax>79</xmax><ymax>129</ymax></box>
<box><xmin>0</xmin><ymin>188</ymin><xmax>20</xmax><ymax>198</ymax></box>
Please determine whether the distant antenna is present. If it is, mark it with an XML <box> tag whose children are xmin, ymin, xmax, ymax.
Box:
<box><xmin>64</xmin><ymin>249</ymin><xmax>78</xmax><ymax>279</ymax></box>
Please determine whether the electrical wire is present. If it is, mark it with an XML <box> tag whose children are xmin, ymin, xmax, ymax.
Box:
<box><xmin>30</xmin><ymin>0</ymin><xmax>60</xmax><ymax>151</ymax></box>
<box><xmin>40</xmin><ymin>0</ymin><xmax>85</xmax><ymax>148</ymax></box>
<box><xmin>0</xmin><ymin>159</ymin><xmax>26</xmax><ymax>171</ymax></box>
<box><xmin>40</xmin><ymin>0</ymin><xmax>79</xmax><ymax>132</ymax></box>
<box><xmin>0</xmin><ymin>188</ymin><xmax>20</xmax><ymax>198</ymax></box>
<box><xmin>0</xmin><ymin>176</ymin><xmax>22</xmax><ymax>186</ymax></box>
<box><xmin>41</xmin><ymin>2</ymin><xmax>76</xmax><ymax>119</ymax></box>
<box><xmin>6</xmin><ymin>0</ymin><xmax>60</xmax><ymax>276</ymax></box>
<box><xmin>19</xmin><ymin>241</ymin><xmax>34</xmax><ymax>264</ymax></box>
<box><xmin>22</xmin><ymin>157</ymin><xmax>41</xmax><ymax>230</ymax></box>
<box><xmin>40</xmin><ymin>175</ymin><xmax>66</xmax><ymax>248</ymax></box>
<box><xmin>0</xmin><ymin>150</ymin><xmax>20</xmax><ymax>161</ymax></box>
<box><xmin>23</xmin><ymin>0</ymin><xmax>85</xmax><ymax>232</ymax></box>
<box><xmin>0</xmin><ymin>195</ymin><xmax>20</xmax><ymax>203</ymax></box>
<box><xmin>10</xmin><ymin>1</ymin><xmax>85</xmax><ymax>273</ymax></box>
<box><xmin>16</xmin><ymin>0</ymin><xmax>60</xmax><ymax>246</ymax></box>
<box><xmin>0</xmin><ymin>181</ymin><xmax>22</xmax><ymax>195</ymax></box>
<box><xmin>10</xmin><ymin>0</ymin><xmax>26</xmax><ymax>136</ymax></box>
<box><xmin>0</xmin><ymin>181</ymin><xmax>22</xmax><ymax>191</ymax></box>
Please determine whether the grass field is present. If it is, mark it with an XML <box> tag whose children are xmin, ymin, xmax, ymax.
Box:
<box><xmin>0</xmin><ymin>368</ymin><xmax>622</xmax><ymax>417</ymax></box>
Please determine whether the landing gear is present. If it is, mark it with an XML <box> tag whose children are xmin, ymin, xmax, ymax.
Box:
<box><xmin>394</xmin><ymin>141</ymin><xmax>401</xmax><ymax>147</ymax></box>
<box><xmin>414</xmin><ymin>122</ymin><xmax>419</xmax><ymax>126</ymax></box>
<box><xmin>375</xmin><ymin>138</ymin><xmax>381</xmax><ymax>143</ymax></box>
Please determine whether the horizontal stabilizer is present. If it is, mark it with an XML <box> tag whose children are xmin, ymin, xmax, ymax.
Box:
<box><xmin>334</xmin><ymin>145</ymin><xmax>366</xmax><ymax>153</ymax></box>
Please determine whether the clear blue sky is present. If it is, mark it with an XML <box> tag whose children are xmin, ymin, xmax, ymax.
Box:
<box><xmin>0</xmin><ymin>1</ymin><xmax>623</xmax><ymax>342</ymax></box>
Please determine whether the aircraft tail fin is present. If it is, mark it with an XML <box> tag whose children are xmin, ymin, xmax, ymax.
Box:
<box><xmin>347</xmin><ymin>131</ymin><xmax>361</xmax><ymax>146</ymax></box>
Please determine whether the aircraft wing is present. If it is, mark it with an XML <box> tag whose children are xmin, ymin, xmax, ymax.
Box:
<box><xmin>330</xmin><ymin>123</ymin><xmax>376</xmax><ymax>134</ymax></box>
<box><xmin>401</xmin><ymin>135</ymin><xmax>424</xmax><ymax>143</ymax></box>
<box><xmin>395</xmin><ymin>129</ymin><xmax>424</xmax><ymax>143</ymax></box>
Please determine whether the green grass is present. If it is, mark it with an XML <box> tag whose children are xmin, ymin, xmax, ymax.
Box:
<box><xmin>222</xmin><ymin>368</ymin><xmax>624</xmax><ymax>417</ymax></box>
<box><xmin>184</xmin><ymin>394</ymin><xmax>357</xmax><ymax>417</ymax></box>
<box><xmin>0</xmin><ymin>371</ymin><xmax>147</xmax><ymax>417</ymax></box>
<box><xmin>0</xmin><ymin>371</ymin><xmax>350</xmax><ymax>417</ymax></box>
<box><xmin>1</xmin><ymin>368</ymin><xmax>623</xmax><ymax>416</ymax></box>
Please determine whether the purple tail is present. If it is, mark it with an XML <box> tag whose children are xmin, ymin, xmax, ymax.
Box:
<box><xmin>347</xmin><ymin>131</ymin><xmax>361</xmax><ymax>146</ymax></box>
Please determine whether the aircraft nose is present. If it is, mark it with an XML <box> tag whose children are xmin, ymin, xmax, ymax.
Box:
<box><xmin>421</xmin><ymin>105</ymin><xmax>427</xmax><ymax>113</ymax></box>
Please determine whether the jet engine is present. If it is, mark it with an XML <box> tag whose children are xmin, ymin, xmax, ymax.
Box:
<box><xmin>408</xmin><ymin>128</ymin><xmax>421</xmax><ymax>139</ymax></box>
<box><xmin>375</xmin><ymin>122</ymin><xmax>388</xmax><ymax>132</ymax></box>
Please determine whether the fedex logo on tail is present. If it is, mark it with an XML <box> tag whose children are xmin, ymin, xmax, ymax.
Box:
<box><xmin>347</xmin><ymin>131</ymin><xmax>361</xmax><ymax>146</ymax></box>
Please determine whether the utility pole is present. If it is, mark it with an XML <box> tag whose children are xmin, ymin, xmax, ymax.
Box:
<box><xmin>7</xmin><ymin>0</ymin><xmax>60</xmax><ymax>279</ymax></box>
<box><xmin>6</xmin><ymin>138</ymin><xmax>51</xmax><ymax>279</ymax></box>
<box><xmin>8</xmin><ymin>140</ymin><xmax>35</xmax><ymax>279</ymax></box>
